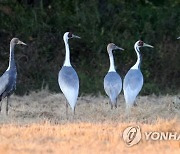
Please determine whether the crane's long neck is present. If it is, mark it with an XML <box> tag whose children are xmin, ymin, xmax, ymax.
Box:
<box><xmin>63</xmin><ymin>39</ymin><xmax>71</xmax><ymax>67</ymax></box>
<box><xmin>108</xmin><ymin>50</ymin><xmax>116</xmax><ymax>72</ymax></box>
<box><xmin>131</xmin><ymin>46</ymin><xmax>141</xmax><ymax>69</ymax></box>
<box><xmin>7</xmin><ymin>43</ymin><xmax>16</xmax><ymax>70</ymax></box>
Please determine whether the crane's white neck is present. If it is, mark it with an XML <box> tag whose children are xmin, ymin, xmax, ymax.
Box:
<box><xmin>63</xmin><ymin>38</ymin><xmax>71</xmax><ymax>67</ymax></box>
<box><xmin>7</xmin><ymin>43</ymin><xmax>16</xmax><ymax>71</ymax></box>
<box><xmin>131</xmin><ymin>44</ymin><xmax>141</xmax><ymax>70</ymax></box>
<box><xmin>108</xmin><ymin>49</ymin><xmax>116</xmax><ymax>72</ymax></box>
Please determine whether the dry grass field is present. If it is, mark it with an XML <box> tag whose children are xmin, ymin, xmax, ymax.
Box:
<box><xmin>0</xmin><ymin>90</ymin><xmax>180</xmax><ymax>154</ymax></box>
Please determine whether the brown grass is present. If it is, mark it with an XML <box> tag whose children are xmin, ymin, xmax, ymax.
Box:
<box><xmin>0</xmin><ymin>90</ymin><xmax>180</xmax><ymax>153</ymax></box>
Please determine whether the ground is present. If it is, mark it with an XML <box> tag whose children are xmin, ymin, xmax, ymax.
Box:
<box><xmin>0</xmin><ymin>90</ymin><xmax>179</xmax><ymax>153</ymax></box>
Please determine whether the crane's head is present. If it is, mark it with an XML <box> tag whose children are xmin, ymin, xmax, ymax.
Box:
<box><xmin>107</xmin><ymin>43</ymin><xmax>124</xmax><ymax>53</ymax></box>
<box><xmin>135</xmin><ymin>40</ymin><xmax>153</xmax><ymax>49</ymax></box>
<box><xmin>63</xmin><ymin>32</ymin><xmax>81</xmax><ymax>41</ymax></box>
<box><xmin>11</xmin><ymin>38</ymin><xmax>27</xmax><ymax>46</ymax></box>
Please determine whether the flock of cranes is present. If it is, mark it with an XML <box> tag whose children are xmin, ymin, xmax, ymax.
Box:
<box><xmin>0</xmin><ymin>33</ymin><xmax>179</xmax><ymax>115</ymax></box>
<box><xmin>58</xmin><ymin>32</ymin><xmax>154</xmax><ymax>115</ymax></box>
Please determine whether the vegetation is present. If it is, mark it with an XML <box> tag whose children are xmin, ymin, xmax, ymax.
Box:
<box><xmin>0</xmin><ymin>90</ymin><xmax>179</xmax><ymax>153</ymax></box>
<box><xmin>0</xmin><ymin>0</ymin><xmax>179</xmax><ymax>95</ymax></box>
<box><xmin>0</xmin><ymin>121</ymin><xmax>179</xmax><ymax>153</ymax></box>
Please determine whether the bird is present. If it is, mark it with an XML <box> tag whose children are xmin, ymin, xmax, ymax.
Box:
<box><xmin>104</xmin><ymin>43</ymin><xmax>124</xmax><ymax>109</ymax></box>
<box><xmin>123</xmin><ymin>40</ymin><xmax>153</xmax><ymax>114</ymax></box>
<box><xmin>177</xmin><ymin>37</ymin><xmax>180</xmax><ymax>39</ymax></box>
<box><xmin>58</xmin><ymin>32</ymin><xmax>80</xmax><ymax>116</ymax></box>
<box><xmin>0</xmin><ymin>38</ymin><xmax>27</xmax><ymax>115</ymax></box>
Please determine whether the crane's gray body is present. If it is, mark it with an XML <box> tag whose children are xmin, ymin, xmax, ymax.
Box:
<box><xmin>0</xmin><ymin>40</ymin><xmax>17</xmax><ymax>103</ymax></box>
<box><xmin>58</xmin><ymin>66</ymin><xmax>79</xmax><ymax>111</ymax></box>
<box><xmin>104</xmin><ymin>72</ymin><xmax>122</xmax><ymax>106</ymax></box>
<box><xmin>123</xmin><ymin>68</ymin><xmax>143</xmax><ymax>107</ymax></box>
<box><xmin>0</xmin><ymin>67</ymin><xmax>17</xmax><ymax>101</ymax></box>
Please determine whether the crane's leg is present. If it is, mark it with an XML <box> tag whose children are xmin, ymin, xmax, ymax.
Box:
<box><xmin>133</xmin><ymin>101</ymin><xmax>138</xmax><ymax>107</ymax></box>
<box><xmin>0</xmin><ymin>102</ymin><xmax>2</xmax><ymax>113</ymax></box>
<box><xmin>0</xmin><ymin>100</ymin><xmax>2</xmax><ymax>113</ymax></box>
<box><xmin>115</xmin><ymin>98</ymin><xmax>117</xmax><ymax>108</ymax></box>
<box><xmin>110</xmin><ymin>102</ymin><xmax>113</xmax><ymax>110</ymax></box>
<box><xmin>72</xmin><ymin>106</ymin><xmax>76</xmax><ymax>120</ymax></box>
<box><xmin>125</xmin><ymin>104</ymin><xmax>131</xmax><ymax>118</ymax></box>
<box><xmin>0</xmin><ymin>96</ymin><xmax>2</xmax><ymax>112</ymax></box>
<box><xmin>73</xmin><ymin>106</ymin><xmax>76</xmax><ymax>115</ymax></box>
<box><xmin>108</xmin><ymin>100</ymin><xmax>113</xmax><ymax>109</ymax></box>
<box><xmin>6</xmin><ymin>96</ymin><xmax>9</xmax><ymax>115</ymax></box>
<box><xmin>65</xmin><ymin>100</ymin><xmax>68</xmax><ymax>119</ymax></box>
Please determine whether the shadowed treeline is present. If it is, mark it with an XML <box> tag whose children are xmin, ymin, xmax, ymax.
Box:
<box><xmin>0</xmin><ymin>0</ymin><xmax>179</xmax><ymax>95</ymax></box>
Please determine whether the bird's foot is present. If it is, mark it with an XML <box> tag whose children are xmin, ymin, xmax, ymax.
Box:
<box><xmin>115</xmin><ymin>103</ymin><xmax>117</xmax><ymax>108</ymax></box>
<box><xmin>133</xmin><ymin>102</ymin><xmax>138</xmax><ymax>107</ymax></box>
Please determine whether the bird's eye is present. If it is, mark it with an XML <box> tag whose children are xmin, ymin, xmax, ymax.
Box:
<box><xmin>15</xmin><ymin>39</ymin><xmax>19</xmax><ymax>44</ymax></box>
<box><xmin>138</xmin><ymin>40</ymin><xmax>144</xmax><ymax>46</ymax></box>
<box><xmin>68</xmin><ymin>32</ymin><xmax>73</xmax><ymax>38</ymax></box>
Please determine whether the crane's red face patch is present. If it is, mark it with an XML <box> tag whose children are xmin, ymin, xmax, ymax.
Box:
<box><xmin>138</xmin><ymin>40</ymin><xmax>144</xmax><ymax>47</ymax></box>
<box><xmin>68</xmin><ymin>32</ymin><xmax>73</xmax><ymax>38</ymax></box>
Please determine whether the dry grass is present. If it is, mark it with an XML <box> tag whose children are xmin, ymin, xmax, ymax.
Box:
<box><xmin>0</xmin><ymin>90</ymin><xmax>180</xmax><ymax>153</ymax></box>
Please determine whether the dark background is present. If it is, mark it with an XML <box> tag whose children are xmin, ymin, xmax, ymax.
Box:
<box><xmin>0</xmin><ymin>0</ymin><xmax>179</xmax><ymax>95</ymax></box>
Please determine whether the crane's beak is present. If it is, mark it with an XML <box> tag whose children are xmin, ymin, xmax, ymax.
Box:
<box><xmin>177</xmin><ymin>37</ymin><xmax>180</xmax><ymax>39</ymax></box>
<box><xmin>17</xmin><ymin>40</ymin><xmax>27</xmax><ymax>46</ymax></box>
<box><xmin>143</xmin><ymin>43</ymin><xmax>154</xmax><ymax>48</ymax></box>
<box><xmin>115</xmin><ymin>45</ymin><xmax>124</xmax><ymax>51</ymax></box>
<box><xmin>72</xmin><ymin>34</ymin><xmax>81</xmax><ymax>39</ymax></box>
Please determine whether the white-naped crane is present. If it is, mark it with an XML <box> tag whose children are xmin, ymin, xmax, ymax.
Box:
<box><xmin>104</xmin><ymin>43</ymin><xmax>124</xmax><ymax>109</ymax></box>
<box><xmin>0</xmin><ymin>38</ymin><xmax>27</xmax><ymax>115</ymax></box>
<box><xmin>123</xmin><ymin>40</ymin><xmax>153</xmax><ymax>114</ymax></box>
<box><xmin>58</xmin><ymin>32</ymin><xmax>80</xmax><ymax>116</ymax></box>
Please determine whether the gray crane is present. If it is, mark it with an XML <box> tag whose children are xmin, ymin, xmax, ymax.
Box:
<box><xmin>177</xmin><ymin>37</ymin><xmax>180</xmax><ymax>39</ymax></box>
<box><xmin>104</xmin><ymin>43</ymin><xmax>124</xmax><ymax>109</ymax></box>
<box><xmin>0</xmin><ymin>38</ymin><xmax>26</xmax><ymax>115</ymax></box>
<box><xmin>123</xmin><ymin>40</ymin><xmax>153</xmax><ymax>114</ymax></box>
<box><xmin>58</xmin><ymin>32</ymin><xmax>80</xmax><ymax>115</ymax></box>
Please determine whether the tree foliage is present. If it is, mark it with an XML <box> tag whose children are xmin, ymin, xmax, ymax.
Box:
<box><xmin>0</xmin><ymin>0</ymin><xmax>179</xmax><ymax>95</ymax></box>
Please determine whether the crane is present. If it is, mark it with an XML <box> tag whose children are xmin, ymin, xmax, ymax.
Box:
<box><xmin>58</xmin><ymin>32</ymin><xmax>80</xmax><ymax>116</ymax></box>
<box><xmin>123</xmin><ymin>40</ymin><xmax>153</xmax><ymax>114</ymax></box>
<box><xmin>104</xmin><ymin>43</ymin><xmax>124</xmax><ymax>109</ymax></box>
<box><xmin>0</xmin><ymin>38</ymin><xmax>26</xmax><ymax>115</ymax></box>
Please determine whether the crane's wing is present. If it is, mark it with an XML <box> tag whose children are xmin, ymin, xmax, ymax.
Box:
<box><xmin>123</xmin><ymin>69</ymin><xmax>143</xmax><ymax>106</ymax></box>
<box><xmin>123</xmin><ymin>69</ymin><xmax>143</xmax><ymax>93</ymax></box>
<box><xmin>58</xmin><ymin>66</ymin><xmax>79</xmax><ymax>110</ymax></box>
<box><xmin>104</xmin><ymin>72</ymin><xmax>122</xmax><ymax>102</ymax></box>
<box><xmin>0</xmin><ymin>71</ymin><xmax>9</xmax><ymax>96</ymax></box>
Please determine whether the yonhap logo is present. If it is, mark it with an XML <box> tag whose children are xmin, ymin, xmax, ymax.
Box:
<box><xmin>144</xmin><ymin>132</ymin><xmax>180</xmax><ymax>141</ymax></box>
<box><xmin>122</xmin><ymin>126</ymin><xmax>142</xmax><ymax>146</ymax></box>
<box><xmin>122</xmin><ymin>125</ymin><xmax>180</xmax><ymax>147</ymax></box>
